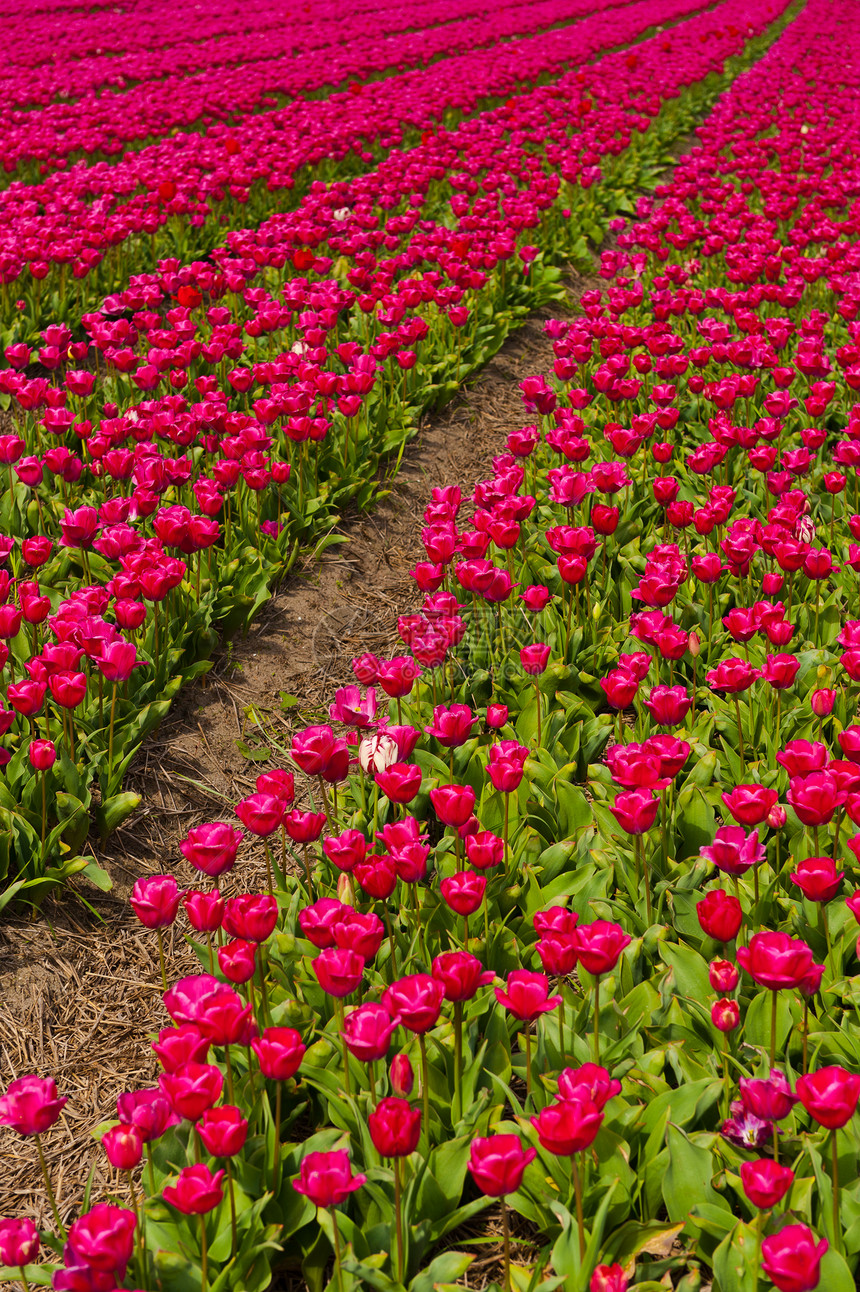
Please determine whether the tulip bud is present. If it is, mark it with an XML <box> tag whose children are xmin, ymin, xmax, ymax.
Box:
<box><xmin>811</xmin><ymin>688</ymin><xmax>835</xmax><ymax>716</ymax></box>
<box><xmin>337</xmin><ymin>872</ymin><xmax>356</xmax><ymax>906</ymax></box>
<box><xmin>486</xmin><ymin>703</ymin><xmax>508</xmax><ymax>729</ymax></box>
<box><xmin>590</xmin><ymin>1265</ymin><xmax>628</xmax><ymax>1292</ymax></box>
<box><xmin>687</xmin><ymin>631</ymin><xmax>701</xmax><ymax>659</ymax></box>
<box><xmin>761</xmin><ymin>571</ymin><xmax>784</xmax><ymax>594</ymax></box>
<box><xmin>767</xmin><ymin>804</ymin><xmax>788</xmax><ymax>829</ymax></box>
<box><xmin>0</xmin><ymin>1217</ymin><xmax>39</xmax><ymax>1267</ymax></box>
<box><xmin>711</xmin><ymin>998</ymin><xmax>740</xmax><ymax>1032</ymax></box>
<box><xmin>390</xmin><ymin>1054</ymin><xmax>414</xmax><ymax>1096</ymax></box>
<box><xmin>709</xmin><ymin>959</ymin><xmax>739</xmax><ymax>993</ymax></box>
<box><xmin>102</xmin><ymin>1123</ymin><xmax>144</xmax><ymax>1170</ymax></box>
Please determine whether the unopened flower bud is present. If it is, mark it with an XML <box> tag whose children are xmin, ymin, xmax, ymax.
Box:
<box><xmin>711</xmin><ymin>998</ymin><xmax>740</xmax><ymax>1033</ymax></box>
<box><xmin>687</xmin><ymin>631</ymin><xmax>701</xmax><ymax>659</ymax></box>
<box><xmin>390</xmin><ymin>1054</ymin><xmax>414</xmax><ymax>1097</ymax></box>
<box><xmin>811</xmin><ymin>689</ymin><xmax>835</xmax><ymax>717</ymax></box>
<box><xmin>337</xmin><ymin>873</ymin><xmax>356</xmax><ymax>907</ymax></box>
<box><xmin>767</xmin><ymin>804</ymin><xmax>787</xmax><ymax>830</ymax></box>
<box><xmin>709</xmin><ymin>959</ymin><xmax>739</xmax><ymax>993</ymax></box>
<box><xmin>486</xmin><ymin>704</ymin><xmax>508</xmax><ymax>730</ymax></box>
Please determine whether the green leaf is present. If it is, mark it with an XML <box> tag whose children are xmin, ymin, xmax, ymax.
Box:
<box><xmin>81</xmin><ymin>859</ymin><xmax>113</xmax><ymax>892</ymax></box>
<box><xmin>712</xmin><ymin>1219</ymin><xmax>760</xmax><ymax>1292</ymax></box>
<box><xmin>96</xmin><ymin>791</ymin><xmax>141</xmax><ymax>840</ymax></box>
<box><xmin>662</xmin><ymin>1126</ymin><xmax>727</xmax><ymax>1223</ymax></box>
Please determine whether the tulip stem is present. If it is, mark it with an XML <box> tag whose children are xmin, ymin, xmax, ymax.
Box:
<box><xmin>147</xmin><ymin>1145</ymin><xmax>156</xmax><ymax>1196</ymax></box>
<box><xmin>453</xmin><ymin>1001</ymin><xmax>463</xmax><ymax>1124</ymax></box>
<box><xmin>593</xmin><ymin>978</ymin><xmax>601</xmax><ymax>1065</ymax></box>
<box><xmin>826</xmin><ymin>1131</ymin><xmax>831</xmax><ymax>1250</ymax></box>
<box><xmin>224</xmin><ymin>1046</ymin><xmax>236</xmax><ymax>1105</ymax></box>
<box><xmin>156</xmin><ymin>928</ymin><xmax>168</xmax><ymax>993</ymax></box>
<box><xmin>263</xmin><ymin>843</ymin><xmax>275</xmax><ymax>899</ymax></box>
<box><xmin>733</xmin><ymin>695</ymin><xmax>745</xmax><ymax>767</ymax></box>
<box><xmin>393</xmin><ymin>1157</ymin><xmax>404</xmax><ymax>1283</ymax></box>
<box><xmin>525</xmin><ymin>1024</ymin><xmax>532</xmax><ymax>1102</ymax></box>
<box><xmin>19</xmin><ymin>1269</ymin><xmax>31</xmax><ymax>1292</ymax></box>
<box><xmin>419</xmin><ymin>1034</ymin><xmax>431</xmax><ymax>1145</ymax></box>
<box><xmin>639</xmin><ymin>836</ymin><xmax>653</xmax><ymax>926</ymax></box>
<box><xmin>823</xmin><ymin>912</ymin><xmax>835</xmax><ymax>979</ymax></box>
<box><xmin>571</xmin><ymin>1155</ymin><xmax>586</xmax><ymax>1260</ymax></box>
<box><xmin>272</xmin><ymin>1083</ymin><xmax>282</xmax><ymax>1198</ymax></box>
<box><xmin>127</xmin><ymin>1170</ymin><xmax>145</xmax><ymax>1275</ymax></box>
<box><xmin>753</xmin><ymin>1209</ymin><xmax>762</xmax><ymax>1292</ymax></box>
<box><xmin>534</xmin><ymin>679</ymin><xmax>542</xmax><ymax>748</ymax></box>
<box><xmin>40</xmin><ymin>769</ymin><xmax>47</xmax><ymax>857</ymax></box>
<box><xmin>35</xmin><ymin>1133</ymin><xmax>64</xmax><ymax>1237</ymax></box>
<box><xmin>199</xmin><ymin>1213</ymin><xmax>209</xmax><ymax>1291</ymax></box>
<box><xmin>330</xmin><ymin>1207</ymin><xmax>345</xmax><ymax>1292</ymax></box>
<box><xmin>802</xmin><ymin>1000</ymin><xmax>809</xmax><ymax>1075</ymax></box>
<box><xmin>769</xmin><ymin>990</ymin><xmax>778</xmax><ymax>1070</ymax></box>
<box><xmin>558</xmin><ymin>981</ymin><xmax>566</xmax><ymax>1069</ymax></box>
<box><xmin>108</xmin><ymin>680</ymin><xmax>118</xmax><ymax>769</ymax></box>
<box><xmin>225</xmin><ymin>1158</ymin><xmax>238</xmax><ymax>1258</ymax></box>
<box><xmin>336</xmin><ymin>1001</ymin><xmax>352</xmax><ymax>1098</ymax></box>
<box><xmin>721</xmin><ymin>1032</ymin><xmax>731</xmax><ymax>1120</ymax></box>
<box><xmin>503</xmin><ymin>795</ymin><xmax>510</xmax><ymax>873</ymax></box>
<box><xmin>501</xmin><ymin>1197</ymin><xmax>512</xmax><ymax>1292</ymax></box>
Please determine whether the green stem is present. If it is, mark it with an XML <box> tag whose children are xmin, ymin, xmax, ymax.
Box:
<box><xmin>571</xmin><ymin>1155</ymin><xmax>586</xmax><ymax>1259</ymax></box>
<box><xmin>453</xmin><ymin>1001</ymin><xmax>463</xmax><ymax>1125</ymax></box>
<box><xmin>199</xmin><ymin>1212</ymin><xmax>209</xmax><ymax>1291</ymax></box>
<box><xmin>419</xmin><ymin>1034</ymin><xmax>431</xmax><ymax>1147</ymax></box>
<box><xmin>108</xmin><ymin>681</ymin><xmax>118</xmax><ymax>769</ymax></box>
<box><xmin>593</xmin><ymin>977</ymin><xmax>601</xmax><ymax>1065</ymax></box>
<box><xmin>832</xmin><ymin>1130</ymin><xmax>841</xmax><ymax>1254</ymax></box>
<box><xmin>394</xmin><ymin>1157</ymin><xmax>404</xmax><ymax>1284</ymax></box>
<box><xmin>770</xmin><ymin>990</ymin><xmax>778</xmax><ymax>1069</ymax></box>
<box><xmin>501</xmin><ymin>1197</ymin><xmax>512</xmax><ymax>1292</ymax></box>
<box><xmin>331</xmin><ymin>1207</ymin><xmax>345</xmax><ymax>1292</ymax></box>
<box><xmin>273</xmin><ymin>1083</ymin><xmax>282</xmax><ymax>1197</ymax></box>
<box><xmin>225</xmin><ymin>1158</ymin><xmax>238</xmax><ymax>1258</ymax></box>
<box><xmin>558</xmin><ymin>982</ymin><xmax>566</xmax><ymax>1070</ymax></box>
<box><xmin>733</xmin><ymin>694</ymin><xmax>745</xmax><ymax>767</ymax></box>
<box><xmin>525</xmin><ymin>1024</ymin><xmax>532</xmax><ymax>1102</ymax></box>
<box><xmin>156</xmin><ymin>928</ymin><xmax>168</xmax><ymax>993</ymax></box>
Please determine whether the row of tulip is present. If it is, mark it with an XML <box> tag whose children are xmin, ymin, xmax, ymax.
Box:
<box><xmin>0</xmin><ymin>0</ymin><xmax>622</xmax><ymax>182</ymax></box>
<box><xmin>2</xmin><ymin>0</ymin><xmax>518</xmax><ymax>119</ymax></box>
<box><xmin>0</xmin><ymin>0</ymin><xmax>786</xmax><ymax>908</ymax></box>
<box><xmin>5</xmin><ymin>0</ymin><xmax>860</xmax><ymax>1289</ymax></box>
<box><xmin>1</xmin><ymin>0</ymin><xmax>689</xmax><ymax>339</ymax></box>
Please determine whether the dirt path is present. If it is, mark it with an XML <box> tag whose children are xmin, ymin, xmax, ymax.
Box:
<box><xmin>0</xmin><ymin>294</ymin><xmax>575</xmax><ymax>1232</ymax></box>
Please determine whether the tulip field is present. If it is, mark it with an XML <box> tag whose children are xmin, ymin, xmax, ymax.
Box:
<box><xmin>6</xmin><ymin>0</ymin><xmax>860</xmax><ymax>1286</ymax></box>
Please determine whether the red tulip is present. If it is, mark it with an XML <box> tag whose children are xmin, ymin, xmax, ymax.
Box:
<box><xmin>197</xmin><ymin>1105</ymin><xmax>248</xmax><ymax>1158</ymax></box>
<box><xmin>697</xmin><ymin>889</ymin><xmax>743</xmax><ymax>942</ymax></box>
<box><xmin>796</xmin><ymin>1066</ymin><xmax>860</xmax><ymax>1129</ymax></box>
<box><xmin>292</xmin><ymin>1150</ymin><xmax>366</xmax><ymax>1207</ymax></box>
<box><xmin>467</xmin><ymin>1134</ymin><xmax>536</xmax><ymax>1196</ymax></box>
<box><xmin>163</xmin><ymin>1164</ymin><xmax>225</xmax><ymax>1214</ymax></box>
<box><xmin>761</xmin><ymin>1224</ymin><xmax>828</xmax><ymax>1292</ymax></box>
<box><xmin>495</xmin><ymin>970</ymin><xmax>560</xmax><ymax>1021</ymax></box>
<box><xmin>368</xmin><ymin>1097</ymin><xmax>421</xmax><ymax>1157</ymax></box>
<box><xmin>737</xmin><ymin>932</ymin><xmax>820</xmax><ymax>991</ymax></box>
<box><xmin>251</xmin><ymin>1027</ymin><xmax>306</xmax><ymax>1080</ymax></box>
<box><xmin>531</xmin><ymin>1097</ymin><xmax>603</xmax><ymax>1155</ymax></box>
<box><xmin>0</xmin><ymin>1075</ymin><xmax>67</xmax><ymax>1136</ymax></box>
<box><xmin>382</xmin><ymin>974</ymin><xmax>445</xmax><ymax>1033</ymax></box>
<box><xmin>740</xmin><ymin>1158</ymin><xmax>794</xmax><ymax>1209</ymax></box>
<box><xmin>571</xmin><ymin>921</ymin><xmax>631</xmax><ymax>975</ymax></box>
